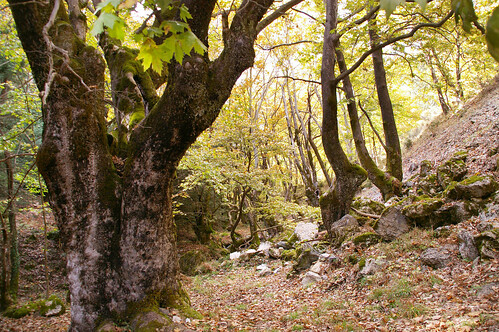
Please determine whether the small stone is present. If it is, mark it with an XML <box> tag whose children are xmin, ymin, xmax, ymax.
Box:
<box><xmin>185</xmin><ymin>318</ymin><xmax>191</xmax><ymax>324</ymax></box>
<box><xmin>269</xmin><ymin>247</ymin><xmax>282</xmax><ymax>259</ymax></box>
<box><xmin>45</xmin><ymin>305</ymin><xmax>63</xmax><ymax>317</ymax></box>
<box><xmin>230</xmin><ymin>252</ymin><xmax>241</xmax><ymax>260</ymax></box>
<box><xmin>302</xmin><ymin>271</ymin><xmax>322</xmax><ymax>286</ymax></box>
<box><xmin>172</xmin><ymin>316</ymin><xmax>182</xmax><ymax>323</ymax></box>
<box><xmin>310</xmin><ymin>261</ymin><xmax>327</xmax><ymax>275</ymax></box>
<box><xmin>257</xmin><ymin>242</ymin><xmax>272</xmax><ymax>256</ymax></box>
<box><xmin>375</xmin><ymin>206</ymin><xmax>410</xmax><ymax>241</ymax></box>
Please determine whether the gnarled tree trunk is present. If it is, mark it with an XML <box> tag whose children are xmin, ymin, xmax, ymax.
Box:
<box><xmin>8</xmin><ymin>0</ymin><xmax>300</xmax><ymax>329</ymax></box>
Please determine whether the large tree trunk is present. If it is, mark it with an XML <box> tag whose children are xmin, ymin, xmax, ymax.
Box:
<box><xmin>369</xmin><ymin>19</ymin><xmax>403</xmax><ymax>182</ymax></box>
<box><xmin>8</xmin><ymin>0</ymin><xmax>282</xmax><ymax>329</ymax></box>
<box><xmin>320</xmin><ymin>0</ymin><xmax>366</xmax><ymax>234</ymax></box>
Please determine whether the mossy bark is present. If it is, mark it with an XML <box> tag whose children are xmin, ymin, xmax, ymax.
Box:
<box><xmin>9</xmin><ymin>0</ymin><xmax>276</xmax><ymax>330</ymax></box>
<box><xmin>320</xmin><ymin>0</ymin><xmax>367</xmax><ymax>236</ymax></box>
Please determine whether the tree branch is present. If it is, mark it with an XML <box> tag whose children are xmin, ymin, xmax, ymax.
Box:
<box><xmin>257</xmin><ymin>40</ymin><xmax>317</xmax><ymax>51</ymax></box>
<box><xmin>334</xmin><ymin>10</ymin><xmax>454</xmax><ymax>85</ymax></box>
<box><xmin>256</xmin><ymin>0</ymin><xmax>305</xmax><ymax>34</ymax></box>
<box><xmin>358</xmin><ymin>101</ymin><xmax>388</xmax><ymax>152</ymax></box>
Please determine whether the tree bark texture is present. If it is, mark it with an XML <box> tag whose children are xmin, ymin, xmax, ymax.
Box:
<box><xmin>320</xmin><ymin>0</ymin><xmax>367</xmax><ymax>234</ymax></box>
<box><xmin>8</xmin><ymin>0</ymin><xmax>285</xmax><ymax>329</ymax></box>
<box><xmin>369</xmin><ymin>19</ymin><xmax>403</xmax><ymax>181</ymax></box>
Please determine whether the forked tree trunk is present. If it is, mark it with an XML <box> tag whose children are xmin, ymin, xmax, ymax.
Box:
<box><xmin>320</xmin><ymin>0</ymin><xmax>367</xmax><ymax>234</ymax></box>
<box><xmin>8</xmin><ymin>0</ymin><xmax>282</xmax><ymax>329</ymax></box>
<box><xmin>369</xmin><ymin>18</ymin><xmax>403</xmax><ymax>182</ymax></box>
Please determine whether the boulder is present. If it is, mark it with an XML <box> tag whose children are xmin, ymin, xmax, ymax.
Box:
<box><xmin>420</xmin><ymin>248</ymin><xmax>452</xmax><ymax>269</ymax></box>
<box><xmin>436</xmin><ymin>153</ymin><xmax>468</xmax><ymax>188</ymax></box>
<box><xmin>351</xmin><ymin>197</ymin><xmax>386</xmax><ymax>215</ymax></box>
<box><xmin>433</xmin><ymin>225</ymin><xmax>452</xmax><ymax>238</ymax></box>
<box><xmin>446</xmin><ymin>175</ymin><xmax>498</xmax><ymax>200</ymax></box>
<box><xmin>417</xmin><ymin>174</ymin><xmax>441</xmax><ymax>196</ymax></box>
<box><xmin>302</xmin><ymin>271</ymin><xmax>322</xmax><ymax>286</ymax></box>
<box><xmin>375</xmin><ymin>206</ymin><xmax>410</xmax><ymax>241</ymax></box>
<box><xmin>330</xmin><ymin>214</ymin><xmax>360</xmax><ymax>247</ymax></box>
<box><xmin>351</xmin><ymin>232</ymin><xmax>382</xmax><ymax>247</ymax></box>
<box><xmin>294</xmin><ymin>222</ymin><xmax>319</xmax><ymax>241</ymax></box>
<box><xmin>257</xmin><ymin>241</ymin><xmax>272</xmax><ymax>257</ymax></box>
<box><xmin>475</xmin><ymin>228</ymin><xmax>499</xmax><ymax>260</ymax></box>
<box><xmin>458</xmin><ymin>230</ymin><xmax>480</xmax><ymax>261</ymax></box>
<box><xmin>404</xmin><ymin>199</ymin><xmax>472</xmax><ymax>228</ymax></box>
<box><xmin>476</xmin><ymin>282</ymin><xmax>499</xmax><ymax>298</ymax></box>
<box><xmin>240</xmin><ymin>249</ymin><xmax>257</xmax><ymax>261</ymax></box>
<box><xmin>293</xmin><ymin>246</ymin><xmax>320</xmax><ymax>271</ymax></box>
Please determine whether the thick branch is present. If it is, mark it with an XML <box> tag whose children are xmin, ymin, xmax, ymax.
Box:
<box><xmin>256</xmin><ymin>0</ymin><xmax>305</xmax><ymax>33</ymax></box>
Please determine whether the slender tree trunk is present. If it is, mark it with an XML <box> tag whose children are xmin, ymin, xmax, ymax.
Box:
<box><xmin>369</xmin><ymin>18</ymin><xmax>403</xmax><ymax>181</ymax></box>
<box><xmin>5</xmin><ymin>152</ymin><xmax>18</xmax><ymax>300</ymax></box>
<box><xmin>320</xmin><ymin>0</ymin><xmax>366</xmax><ymax>234</ymax></box>
<box><xmin>335</xmin><ymin>46</ymin><xmax>401</xmax><ymax>200</ymax></box>
<box><xmin>427</xmin><ymin>53</ymin><xmax>451</xmax><ymax>114</ymax></box>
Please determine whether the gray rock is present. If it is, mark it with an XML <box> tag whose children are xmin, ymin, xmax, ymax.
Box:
<box><xmin>434</xmin><ymin>226</ymin><xmax>452</xmax><ymax>238</ymax></box>
<box><xmin>44</xmin><ymin>305</ymin><xmax>63</xmax><ymax>317</ymax></box>
<box><xmin>310</xmin><ymin>261</ymin><xmax>327</xmax><ymax>275</ymax></box>
<box><xmin>294</xmin><ymin>222</ymin><xmax>319</xmax><ymax>241</ymax></box>
<box><xmin>458</xmin><ymin>230</ymin><xmax>480</xmax><ymax>261</ymax></box>
<box><xmin>330</xmin><ymin>214</ymin><xmax>360</xmax><ymax>247</ymax></box>
<box><xmin>446</xmin><ymin>176</ymin><xmax>498</xmax><ymax>199</ymax></box>
<box><xmin>358</xmin><ymin>258</ymin><xmax>386</xmax><ymax>278</ymax></box>
<box><xmin>436</xmin><ymin>156</ymin><xmax>467</xmax><ymax>188</ymax></box>
<box><xmin>240</xmin><ymin>249</ymin><xmax>257</xmax><ymax>261</ymax></box>
<box><xmin>276</xmin><ymin>241</ymin><xmax>292</xmax><ymax>250</ymax></box>
<box><xmin>257</xmin><ymin>242</ymin><xmax>272</xmax><ymax>257</ymax></box>
<box><xmin>420</xmin><ymin>248</ymin><xmax>452</xmax><ymax>269</ymax></box>
<box><xmin>293</xmin><ymin>246</ymin><xmax>319</xmax><ymax>271</ymax></box>
<box><xmin>230</xmin><ymin>251</ymin><xmax>241</xmax><ymax>260</ymax></box>
<box><xmin>375</xmin><ymin>206</ymin><xmax>410</xmax><ymax>241</ymax></box>
<box><xmin>476</xmin><ymin>229</ymin><xmax>499</xmax><ymax>260</ymax></box>
<box><xmin>419</xmin><ymin>160</ymin><xmax>433</xmax><ymax>177</ymax></box>
<box><xmin>269</xmin><ymin>247</ymin><xmax>283</xmax><ymax>259</ymax></box>
<box><xmin>476</xmin><ymin>282</ymin><xmax>499</xmax><ymax>298</ymax></box>
<box><xmin>257</xmin><ymin>264</ymin><xmax>272</xmax><ymax>277</ymax></box>
<box><xmin>302</xmin><ymin>271</ymin><xmax>322</xmax><ymax>286</ymax></box>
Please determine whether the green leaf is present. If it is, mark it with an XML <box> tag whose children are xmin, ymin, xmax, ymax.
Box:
<box><xmin>380</xmin><ymin>0</ymin><xmax>405</xmax><ymax>19</ymax></box>
<box><xmin>107</xmin><ymin>18</ymin><xmax>126</xmax><ymax>40</ymax></box>
<box><xmin>486</xmin><ymin>6</ymin><xmax>499</xmax><ymax>62</ymax></box>
<box><xmin>179</xmin><ymin>4</ymin><xmax>192</xmax><ymax>22</ymax></box>
<box><xmin>95</xmin><ymin>0</ymin><xmax>121</xmax><ymax>13</ymax></box>
<box><xmin>451</xmin><ymin>0</ymin><xmax>478</xmax><ymax>33</ymax></box>
<box><xmin>90</xmin><ymin>12</ymin><xmax>120</xmax><ymax>36</ymax></box>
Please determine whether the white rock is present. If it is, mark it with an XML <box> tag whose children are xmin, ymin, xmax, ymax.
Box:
<box><xmin>172</xmin><ymin>316</ymin><xmax>182</xmax><ymax>323</ymax></box>
<box><xmin>310</xmin><ymin>261</ymin><xmax>327</xmax><ymax>275</ymax></box>
<box><xmin>257</xmin><ymin>242</ymin><xmax>272</xmax><ymax>256</ymax></box>
<box><xmin>246</xmin><ymin>249</ymin><xmax>257</xmax><ymax>255</ymax></box>
<box><xmin>230</xmin><ymin>251</ymin><xmax>241</xmax><ymax>260</ymax></box>
<box><xmin>256</xmin><ymin>264</ymin><xmax>268</xmax><ymax>271</ymax></box>
<box><xmin>294</xmin><ymin>222</ymin><xmax>319</xmax><ymax>241</ymax></box>
<box><xmin>258</xmin><ymin>265</ymin><xmax>272</xmax><ymax>277</ymax></box>
<box><xmin>302</xmin><ymin>271</ymin><xmax>322</xmax><ymax>286</ymax></box>
<box><xmin>185</xmin><ymin>318</ymin><xmax>191</xmax><ymax>324</ymax></box>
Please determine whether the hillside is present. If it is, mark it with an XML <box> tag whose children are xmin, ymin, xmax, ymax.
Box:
<box><xmin>403</xmin><ymin>75</ymin><xmax>499</xmax><ymax>179</ymax></box>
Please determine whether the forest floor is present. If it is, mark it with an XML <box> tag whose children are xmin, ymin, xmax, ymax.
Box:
<box><xmin>1</xmin><ymin>77</ymin><xmax>499</xmax><ymax>331</ymax></box>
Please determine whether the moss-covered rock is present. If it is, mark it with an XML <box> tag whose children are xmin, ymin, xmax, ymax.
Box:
<box><xmin>329</xmin><ymin>214</ymin><xmax>360</xmax><ymax>247</ymax></box>
<box><xmin>38</xmin><ymin>295</ymin><xmax>66</xmax><ymax>317</ymax></box>
<box><xmin>436</xmin><ymin>154</ymin><xmax>468</xmax><ymax>188</ymax></box>
<box><xmin>351</xmin><ymin>197</ymin><xmax>386</xmax><ymax>215</ymax></box>
<box><xmin>3</xmin><ymin>305</ymin><xmax>31</xmax><ymax>318</ymax></box>
<box><xmin>445</xmin><ymin>175</ymin><xmax>498</xmax><ymax>200</ymax></box>
<box><xmin>350</xmin><ymin>232</ymin><xmax>382</xmax><ymax>247</ymax></box>
<box><xmin>402</xmin><ymin>197</ymin><xmax>445</xmax><ymax>219</ymax></box>
<box><xmin>281</xmin><ymin>249</ymin><xmax>298</xmax><ymax>261</ymax></box>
